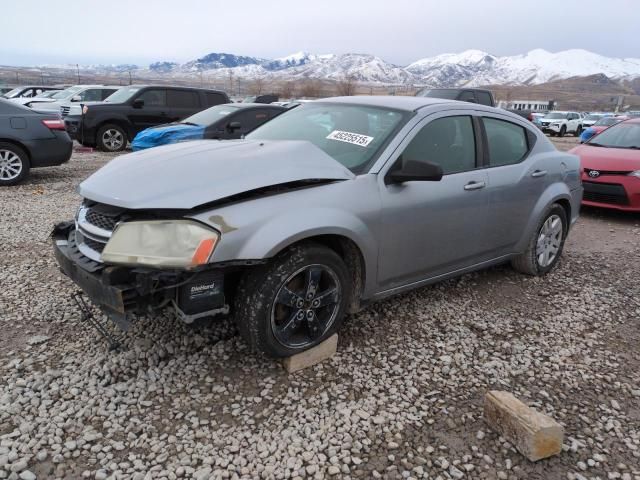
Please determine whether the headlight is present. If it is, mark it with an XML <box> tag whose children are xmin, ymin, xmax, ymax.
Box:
<box><xmin>101</xmin><ymin>220</ymin><xmax>220</xmax><ymax>268</ymax></box>
<box><xmin>82</xmin><ymin>105</ymin><xmax>89</xmax><ymax>114</ymax></box>
<box><xmin>628</xmin><ymin>171</ymin><xmax>640</xmax><ymax>178</ymax></box>
<box><xmin>69</xmin><ymin>105</ymin><xmax>82</xmax><ymax>115</ymax></box>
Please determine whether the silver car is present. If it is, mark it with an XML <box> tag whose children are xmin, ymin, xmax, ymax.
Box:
<box><xmin>52</xmin><ymin>96</ymin><xmax>583</xmax><ymax>357</ymax></box>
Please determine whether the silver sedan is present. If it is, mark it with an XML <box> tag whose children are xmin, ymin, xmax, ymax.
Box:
<box><xmin>53</xmin><ymin>96</ymin><xmax>583</xmax><ymax>357</ymax></box>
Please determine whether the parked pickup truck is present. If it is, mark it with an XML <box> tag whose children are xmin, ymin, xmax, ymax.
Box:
<box><xmin>64</xmin><ymin>85</ymin><xmax>230</xmax><ymax>151</ymax></box>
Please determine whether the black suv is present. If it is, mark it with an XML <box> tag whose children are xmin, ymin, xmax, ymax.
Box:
<box><xmin>65</xmin><ymin>85</ymin><xmax>230</xmax><ymax>151</ymax></box>
<box><xmin>415</xmin><ymin>88</ymin><xmax>495</xmax><ymax>107</ymax></box>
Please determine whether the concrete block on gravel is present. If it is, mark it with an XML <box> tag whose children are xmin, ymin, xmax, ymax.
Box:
<box><xmin>484</xmin><ymin>390</ymin><xmax>564</xmax><ymax>461</ymax></box>
<box><xmin>282</xmin><ymin>334</ymin><xmax>337</xmax><ymax>373</ymax></box>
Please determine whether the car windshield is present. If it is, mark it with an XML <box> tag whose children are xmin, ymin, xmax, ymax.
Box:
<box><xmin>36</xmin><ymin>90</ymin><xmax>60</xmax><ymax>98</ymax></box>
<box><xmin>595</xmin><ymin>117</ymin><xmax>622</xmax><ymax>127</ymax></box>
<box><xmin>247</xmin><ymin>103</ymin><xmax>409</xmax><ymax>173</ymax></box>
<box><xmin>183</xmin><ymin>104</ymin><xmax>239</xmax><ymax>126</ymax></box>
<box><xmin>588</xmin><ymin>122</ymin><xmax>640</xmax><ymax>148</ymax></box>
<box><xmin>50</xmin><ymin>86</ymin><xmax>83</xmax><ymax>100</ymax></box>
<box><xmin>544</xmin><ymin>112</ymin><xmax>567</xmax><ymax>119</ymax></box>
<box><xmin>585</xmin><ymin>114</ymin><xmax>604</xmax><ymax>121</ymax></box>
<box><xmin>416</xmin><ymin>89</ymin><xmax>459</xmax><ymax>100</ymax></box>
<box><xmin>104</xmin><ymin>86</ymin><xmax>141</xmax><ymax>103</ymax></box>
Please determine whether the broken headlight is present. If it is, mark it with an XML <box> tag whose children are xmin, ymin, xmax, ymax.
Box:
<box><xmin>101</xmin><ymin>220</ymin><xmax>219</xmax><ymax>268</ymax></box>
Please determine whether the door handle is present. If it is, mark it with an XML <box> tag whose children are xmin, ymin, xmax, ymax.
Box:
<box><xmin>531</xmin><ymin>170</ymin><xmax>547</xmax><ymax>178</ymax></box>
<box><xmin>464</xmin><ymin>181</ymin><xmax>486</xmax><ymax>191</ymax></box>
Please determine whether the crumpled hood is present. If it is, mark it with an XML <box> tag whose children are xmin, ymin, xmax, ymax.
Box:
<box><xmin>132</xmin><ymin>123</ymin><xmax>205</xmax><ymax>151</ymax></box>
<box><xmin>79</xmin><ymin>139</ymin><xmax>355</xmax><ymax>210</ymax></box>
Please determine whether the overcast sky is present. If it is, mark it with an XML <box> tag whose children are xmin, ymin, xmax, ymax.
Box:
<box><xmin>1</xmin><ymin>0</ymin><xmax>638</xmax><ymax>67</ymax></box>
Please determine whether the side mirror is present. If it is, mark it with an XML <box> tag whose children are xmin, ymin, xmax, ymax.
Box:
<box><xmin>71</xmin><ymin>95</ymin><xmax>81</xmax><ymax>102</ymax></box>
<box><xmin>132</xmin><ymin>98</ymin><xmax>144</xmax><ymax>109</ymax></box>
<box><xmin>227</xmin><ymin>121</ymin><xmax>241</xmax><ymax>132</ymax></box>
<box><xmin>386</xmin><ymin>159</ymin><xmax>443</xmax><ymax>185</ymax></box>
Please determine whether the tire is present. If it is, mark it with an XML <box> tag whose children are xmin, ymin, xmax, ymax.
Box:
<box><xmin>511</xmin><ymin>203</ymin><xmax>568</xmax><ymax>276</ymax></box>
<box><xmin>235</xmin><ymin>243</ymin><xmax>351</xmax><ymax>358</ymax></box>
<box><xmin>558</xmin><ymin>125</ymin><xmax>566</xmax><ymax>137</ymax></box>
<box><xmin>575</xmin><ymin>125</ymin><xmax>582</xmax><ymax>137</ymax></box>
<box><xmin>0</xmin><ymin>142</ymin><xmax>30</xmax><ymax>186</ymax></box>
<box><xmin>96</xmin><ymin>124</ymin><xmax>127</xmax><ymax>152</ymax></box>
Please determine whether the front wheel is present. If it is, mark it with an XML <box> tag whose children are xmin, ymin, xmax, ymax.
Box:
<box><xmin>97</xmin><ymin>124</ymin><xmax>127</xmax><ymax>152</ymax></box>
<box><xmin>558</xmin><ymin>125</ymin><xmax>566</xmax><ymax>137</ymax></box>
<box><xmin>0</xmin><ymin>142</ymin><xmax>30</xmax><ymax>186</ymax></box>
<box><xmin>511</xmin><ymin>204</ymin><xmax>568</xmax><ymax>276</ymax></box>
<box><xmin>575</xmin><ymin>126</ymin><xmax>583</xmax><ymax>137</ymax></box>
<box><xmin>235</xmin><ymin>243</ymin><xmax>351</xmax><ymax>357</ymax></box>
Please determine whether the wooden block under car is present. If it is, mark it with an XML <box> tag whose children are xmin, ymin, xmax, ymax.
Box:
<box><xmin>282</xmin><ymin>334</ymin><xmax>338</xmax><ymax>373</ymax></box>
<box><xmin>483</xmin><ymin>390</ymin><xmax>564</xmax><ymax>461</ymax></box>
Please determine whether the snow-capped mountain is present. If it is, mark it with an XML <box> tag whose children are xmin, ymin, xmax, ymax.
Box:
<box><xmin>34</xmin><ymin>49</ymin><xmax>640</xmax><ymax>86</ymax></box>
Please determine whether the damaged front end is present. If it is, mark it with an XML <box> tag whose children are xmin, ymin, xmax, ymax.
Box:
<box><xmin>52</xmin><ymin>203</ymin><xmax>238</xmax><ymax>333</ymax></box>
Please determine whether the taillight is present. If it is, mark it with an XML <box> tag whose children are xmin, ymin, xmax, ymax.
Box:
<box><xmin>527</xmin><ymin>113</ymin><xmax>533</xmax><ymax>121</ymax></box>
<box><xmin>42</xmin><ymin>119</ymin><xmax>66</xmax><ymax>130</ymax></box>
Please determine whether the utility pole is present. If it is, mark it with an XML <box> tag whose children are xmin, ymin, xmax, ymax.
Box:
<box><xmin>229</xmin><ymin>70</ymin><xmax>233</xmax><ymax>96</ymax></box>
<box><xmin>76</xmin><ymin>64</ymin><xmax>80</xmax><ymax>84</ymax></box>
<box><xmin>128</xmin><ymin>70</ymin><xmax>132</xmax><ymax>85</ymax></box>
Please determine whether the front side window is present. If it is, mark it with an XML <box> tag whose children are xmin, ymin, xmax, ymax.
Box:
<box><xmin>101</xmin><ymin>89</ymin><xmax>118</xmax><ymax>100</ymax></box>
<box><xmin>476</xmin><ymin>91</ymin><xmax>492</xmax><ymax>105</ymax></box>
<box><xmin>167</xmin><ymin>90</ymin><xmax>199</xmax><ymax>108</ymax></box>
<box><xmin>205</xmin><ymin>92</ymin><xmax>228</xmax><ymax>106</ymax></box>
<box><xmin>483</xmin><ymin>117</ymin><xmax>529</xmax><ymax>167</ymax></box>
<box><xmin>248</xmin><ymin>103</ymin><xmax>408</xmax><ymax>174</ymax></box>
<box><xmin>458</xmin><ymin>91</ymin><xmax>476</xmax><ymax>102</ymax></box>
<box><xmin>401</xmin><ymin>116</ymin><xmax>476</xmax><ymax>175</ymax></box>
<box><xmin>138</xmin><ymin>89</ymin><xmax>166</xmax><ymax>107</ymax></box>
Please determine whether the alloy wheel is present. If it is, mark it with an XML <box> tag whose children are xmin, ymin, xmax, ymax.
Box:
<box><xmin>102</xmin><ymin>129</ymin><xmax>124</xmax><ymax>151</ymax></box>
<box><xmin>0</xmin><ymin>149</ymin><xmax>23</xmax><ymax>181</ymax></box>
<box><xmin>536</xmin><ymin>214</ymin><xmax>563</xmax><ymax>268</ymax></box>
<box><xmin>270</xmin><ymin>264</ymin><xmax>341</xmax><ymax>349</ymax></box>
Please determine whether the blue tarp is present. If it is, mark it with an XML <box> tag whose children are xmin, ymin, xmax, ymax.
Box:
<box><xmin>131</xmin><ymin>123</ymin><xmax>206</xmax><ymax>151</ymax></box>
<box><xmin>580</xmin><ymin>127</ymin><xmax>596</xmax><ymax>143</ymax></box>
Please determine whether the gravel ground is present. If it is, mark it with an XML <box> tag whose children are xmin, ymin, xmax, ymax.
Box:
<box><xmin>1</xmin><ymin>138</ymin><xmax>639</xmax><ymax>480</ymax></box>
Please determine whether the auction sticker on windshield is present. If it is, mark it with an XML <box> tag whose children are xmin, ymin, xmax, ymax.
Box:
<box><xmin>327</xmin><ymin>130</ymin><xmax>374</xmax><ymax>147</ymax></box>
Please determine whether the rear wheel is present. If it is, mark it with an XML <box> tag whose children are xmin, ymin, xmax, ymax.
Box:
<box><xmin>235</xmin><ymin>243</ymin><xmax>351</xmax><ymax>357</ymax></box>
<box><xmin>511</xmin><ymin>204</ymin><xmax>567</xmax><ymax>276</ymax></box>
<box><xmin>0</xmin><ymin>143</ymin><xmax>30</xmax><ymax>186</ymax></box>
<box><xmin>97</xmin><ymin>124</ymin><xmax>127</xmax><ymax>152</ymax></box>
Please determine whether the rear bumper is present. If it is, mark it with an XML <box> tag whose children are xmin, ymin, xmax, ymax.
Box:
<box><xmin>581</xmin><ymin>174</ymin><xmax>640</xmax><ymax>211</ymax></box>
<box><xmin>25</xmin><ymin>132</ymin><xmax>73</xmax><ymax>168</ymax></box>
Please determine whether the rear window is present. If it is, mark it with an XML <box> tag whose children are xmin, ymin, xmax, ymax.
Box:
<box><xmin>167</xmin><ymin>90</ymin><xmax>199</xmax><ymax>108</ymax></box>
<box><xmin>483</xmin><ymin>117</ymin><xmax>529</xmax><ymax>166</ymax></box>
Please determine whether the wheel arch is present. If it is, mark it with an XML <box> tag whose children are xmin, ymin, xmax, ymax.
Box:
<box><xmin>0</xmin><ymin>138</ymin><xmax>31</xmax><ymax>161</ymax></box>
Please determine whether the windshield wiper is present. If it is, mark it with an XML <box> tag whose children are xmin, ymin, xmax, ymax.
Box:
<box><xmin>180</xmin><ymin>121</ymin><xmax>200</xmax><ymax>126</ymax></box>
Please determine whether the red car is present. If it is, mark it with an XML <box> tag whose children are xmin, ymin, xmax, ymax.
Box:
<box><xmin>570</xmin><ymin>118</ymin><xmax>640</xmax><ymax>211</ymax></box>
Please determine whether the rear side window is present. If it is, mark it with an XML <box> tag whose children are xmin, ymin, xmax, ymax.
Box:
<box><xmin>101</xmin><ymin>89</ymin><xmax>117</xmax><ymax>100</ymax></box>
<box><xmin>476</xmin><ymin>91</ymin><xmax>492</xmax><ymax>106</ymax></box>
<box><xmin>483</xmin><ymin>117</ymin><xmax>529</xmax><ymax>167</ymax></box>
<box><xmin>205</xmin><ymin>92</ymin><xmax>228</xmax><ymax>106</ymax></box>
<box><xmin>402</xmin><ymin>115</ymin><xmax>476</xmax><ymax>175</ymax></box>
<box><xmin>138</xmin><ymin>89</ymin><xmax>166</xmax><ymax>107</ymax></box>
<box><xmin>167</xmin><ymin>90</ymin><xmax>199</xmax><ymax>108</ymax></box>
<box><xmin>79</xmin><ymin>89</ymin><xmax>103</xmax><ymax>101</ymax></box>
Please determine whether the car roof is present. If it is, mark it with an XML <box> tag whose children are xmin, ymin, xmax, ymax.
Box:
<box><xmin>232</xmin><ymin>103</ymin><xmax>284</xmax><ymax>109</ymax></box>
<box><xmin>624</xmin><ymin>117</ymin><xmax>640</xmax><ymax>124</ymax></box>
<box><xmin>314</xmin><ymin>95</ymin><xmax>450</xmax><ymax>112</ymax></box>
<box><xmin>124</xmin><ymin>85</ymin><xmax>227</xmax><ymax>93</ymax></box>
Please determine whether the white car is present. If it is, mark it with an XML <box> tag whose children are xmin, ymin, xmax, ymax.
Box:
<box><xmin>27</xmin><ymin>85</ymin><xmax>119</xmax><ymax>117</ymax></box>
<box><xmin>539</xmin><ymin>111</ymin><xmax>584</xmax><ymax>137</ymax></box>
<box><xmin>582</xmin><ymin>113</ymin><xmax>613</xmax><ymax>129</ymax></box>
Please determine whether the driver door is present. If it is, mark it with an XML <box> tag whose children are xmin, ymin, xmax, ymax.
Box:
<box><xmin>377</xmin><ymin>112</ymin><xmax>490</xmax><ymax>290</ymax></box>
